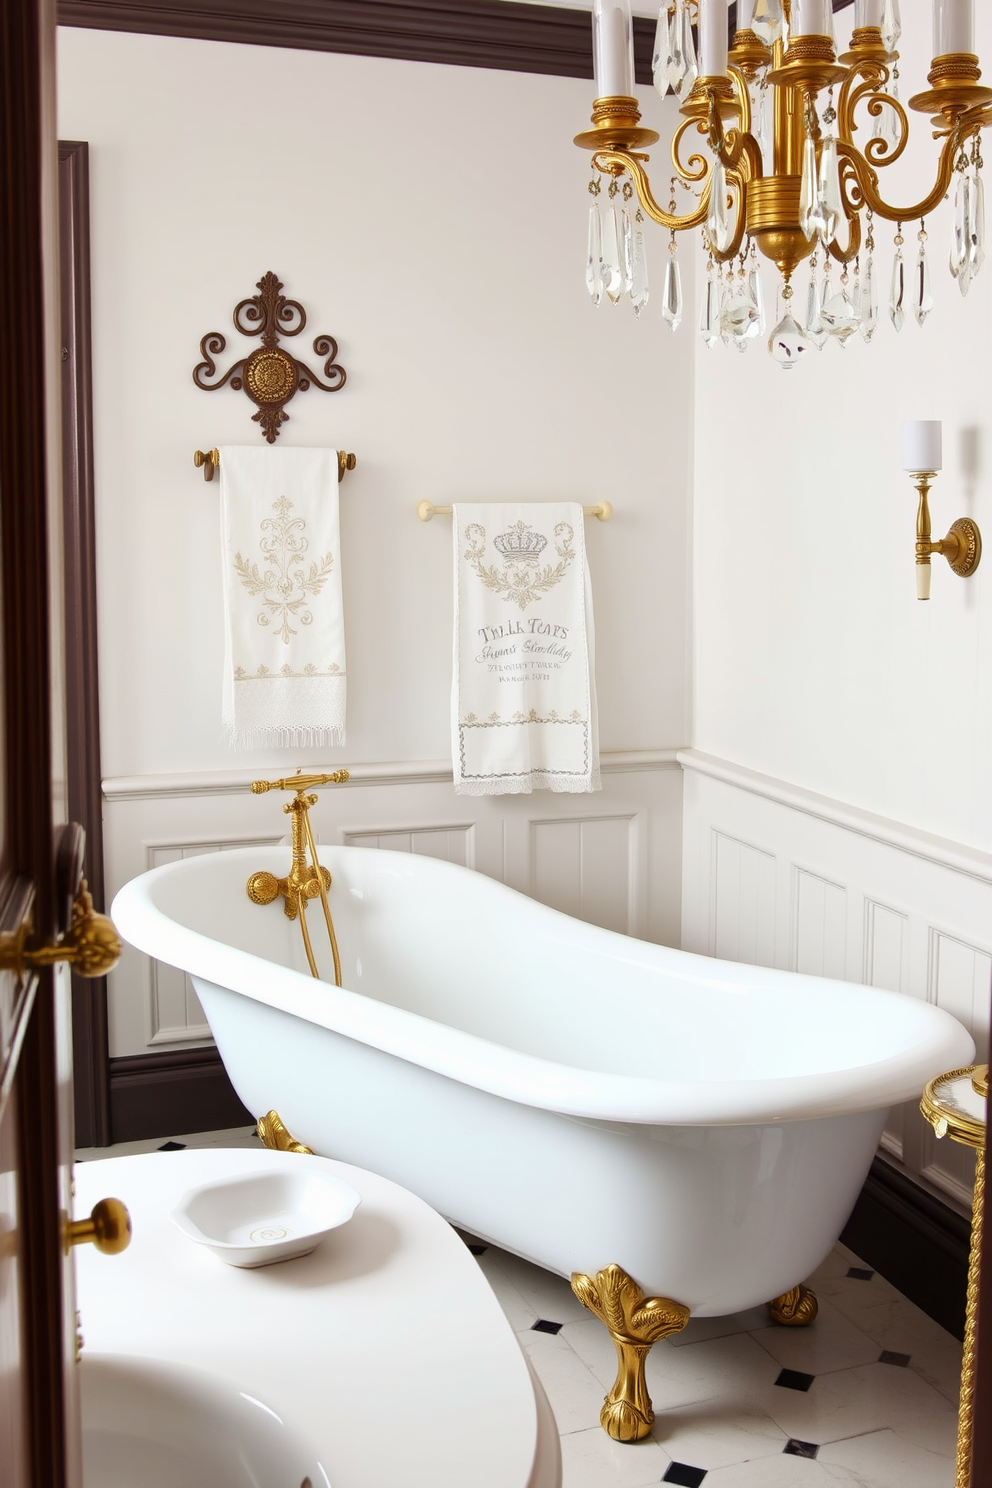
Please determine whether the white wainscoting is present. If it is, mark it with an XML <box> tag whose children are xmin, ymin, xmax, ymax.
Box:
<box><xmin>103</xmin><ymin>750</ymin><xmax>682</xmax><ymax>1060</ymax></box>
<box><xmin>681</xmin><ymin>750</ymin><xmax>992</xmax><ymax>1212</ymax></box>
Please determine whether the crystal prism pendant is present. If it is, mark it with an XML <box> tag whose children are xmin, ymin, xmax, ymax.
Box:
<box><xmin>912</xmin><ymin>242</ymin><xmax>933</xmax><ymax>326</ymax></box>
<box><xmin>706</xmin><ymin>160</ymin><xmax>732</xmax><ymax>253</ymax></box>
<box><xmin>662</xmin><ymin>254</ymin><xmax>682</xmax><ymax>330</ymax></box>
<box><xmin>858</xmin><ymin>256</ymin><xmax>879</xmax><ymax>342</ymax></box>
<box><xmin>746</xmin><ymin>260</ymin><xmax>765</xmax><ymax>339</ymax></box>
<box><xmin>767</xmin><ymin>313</ymin><xmax>811</xmax><ymax>368</ymax></box>
<box><xmin>631</xmin><ymin>225</ymin><xmax>649</xmax><ymax>316</ymax></box>
<box><xmin>677</xmin><ymin>0</ymin><xmax>698</xmax><ymax>98</ymax></box>
<box><xmin>751</xmin><ymin>0</ymin><xmax>784</xmax><ymax>46</ymax></box>
<box><xmin>700</xmin><ymin>273</ymin><xmax>720</xmax><ymax>348</ymax></box>
<box><xmin>952</xmin><ymin>173</ymin><xmax>974</xmax><ymax>296</ymax></box>
<box><xmin>799</xmin><ymin>135</ymin><xmax>819</xmax><ymax>240</ymax></box>
<box><xmin>969</xmin><ymin>173</ymin><xmax>985</xmax><ymax>276</ymax></box>
<box><xmin>805</xmin><ymin>270</ymin><xmax>827</xmax><ymax>349</ymax></box>
<box><xmin>602</xmin><ymin>207</ymin><xmax>624</xmax><ymax>304</ymax></box>
<box><xmin>720</xmin><ymin>284</ymin><xmax>760</xmax><ymax>344</ymax></box>
<box><xmin>652</xmin><ymin>3</ymin><xmax>670</xmax><ymax>94</ymax></box>
<box><xmin>621</xmin><ymin>209</ymin><xmax>634</xmax><ymax>295</ymax></box>
<box><xmin>665</xmin><ymin>0</ymin><xmax>686</xmax><ymax>92</ymax></box>
<box><xmin>879</xmin><ymin>0</ymin><xmax>901</xmax><ymax>53</ymax></box>
<box><xmin>585</xmin><ymin>204</ymin><xmax>604</xmax><ymax>306</ymax></box>
<box><xmin>820</xmin><ymin>290</ymin><xmax>860</xmax><ymax>345</ymax></box>
<box><xmin>889</xmin><ymin>248</ymin><xmax>905</xmax><ymax>329</ymax></box>
<box><xmin>817</xmin><ymin>137</ymin><xmax>843</xmax><ymax>245</ymax></box>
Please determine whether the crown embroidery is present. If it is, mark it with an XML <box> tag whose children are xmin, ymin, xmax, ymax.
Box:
<box><xmin>464</xmin><ymin>520</ymin><xmax>575</xmax><ymax>610</ymax></box>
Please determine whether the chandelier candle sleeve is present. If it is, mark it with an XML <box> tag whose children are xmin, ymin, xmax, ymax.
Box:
<box><xmin>592</xmin><ymin>0</ymin><xmax>635</xmax><ymax>98</ymax></box>
<box><xmin>700</xmin><ymin>0</ymin><xmax>729</xmax><ymax>75</ymax></box>
<box><xmin>737</xmin><ymin>0</ymin><xmax>757</xmax><ymax>30</ymax></box>
<box><xmin>854</xmin><ymin>0</ymin><xmax>884</xmax><ymax>25</ymax></box>
<box><xmin>903</xmin><ymin>420</ymin><xmax>942</xmax><ymax>472</ymax></box>
<box><xmin>793</xmin><ymin>0</ymin><xmax>833</xmax><ymax>36</ymax></box>
<box><xmin>933</xmin><ymin>0</ymin><xmax>974</xmax><ymax>58</ymax></box>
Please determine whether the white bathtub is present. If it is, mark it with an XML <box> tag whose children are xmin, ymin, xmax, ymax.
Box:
<box><xmin>112</xmin><ymin>846</ymin><xmax>974</xmax><ymax>1318</ymax></box>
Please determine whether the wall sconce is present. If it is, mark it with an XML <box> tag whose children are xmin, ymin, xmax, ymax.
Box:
<box><xmin>902</xmin><ymin>421</ymin><xmax>982</xmax><ymax>601</ymax></box>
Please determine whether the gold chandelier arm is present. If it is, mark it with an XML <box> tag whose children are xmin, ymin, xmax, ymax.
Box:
<box><xmin>594</xmin><ymin>150</ymin><xmax>711</xmax><ymax>231</ymax></box>
<box><xmin>671</xmin><ymin>118</ymin><xmax>710</xmax><ymax>184</ymax></box>
<box><xmin>835</xmin><ymin>134</ymin><xmax>960</xmax><ymax>223</ymax></box>
<box><xmin>826</xmin><ymin>207</ymin><xmax>862</xmax><ymax>265</ymax></box>
<box><xmin>727</xmin><ymin>65</ymin><xmax>753</xmax><ymax>138</ymax></box>
<box><xmin>837</xmin><ymin>61</ymin><xmax>909</xmax><ymax>166</ymax></box>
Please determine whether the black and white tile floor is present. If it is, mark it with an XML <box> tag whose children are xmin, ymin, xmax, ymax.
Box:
<box><xmin>77</xmin><ymin>1130</ymin><xmax>961</xmax><ymax>1487</ymax></box>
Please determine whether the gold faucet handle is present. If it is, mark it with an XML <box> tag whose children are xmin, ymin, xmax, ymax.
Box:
<box><xmin>67</xmin><ymin>1197</ymin><xmax>132</xmax><ymax>1255</ymax></box>
<box><xmin>251</xmin><ymin>770</ymin><xmax>350</xmax><ymax>794</ymax></box>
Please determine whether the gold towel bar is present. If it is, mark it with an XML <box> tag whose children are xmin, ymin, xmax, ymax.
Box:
<box><xmin>417</xmin><ymin>499</ymin><xmax>613</xmax><ymax>522</ymax></box>
<box><xmin>194</xmin><ymin>449</ymin><xmax>357</xmax><ymax>484</ymax></box>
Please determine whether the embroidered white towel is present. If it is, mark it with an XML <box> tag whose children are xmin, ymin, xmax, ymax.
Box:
<box><xmin>219</xmin><ymin>445</ymin><xmax>346</xmax><ymax>749</ymax></box>
<box><xmin>452</xmin><ymin>502</ymin><xmax>600</xmax><ymax>795</ymax></box>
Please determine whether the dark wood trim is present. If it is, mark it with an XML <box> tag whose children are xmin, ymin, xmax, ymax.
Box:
<box><xmin>841</xmin><ymin>1155</ymin><xmax>971</xmax><ymax>1339</ymax></box>
<box><xmin>57</xmin><ymin>0</ymin><xmax>661</xmax><ymax>82</ymax></box>
<box><xmin>109</xmin><ymin>1046</ymin><xmax>252</xmax><ymax>1143</ymax></box>
<box><xmin>58</xmin><ymin>139</ymin><xmax>110</xmax><ymax>1151</ymax></box>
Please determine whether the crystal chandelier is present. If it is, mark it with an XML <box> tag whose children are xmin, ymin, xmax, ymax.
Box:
<box><xmin>576</xmin><ymin>0</ymin><xmax>991</xmax><ymax>364</ymax></box>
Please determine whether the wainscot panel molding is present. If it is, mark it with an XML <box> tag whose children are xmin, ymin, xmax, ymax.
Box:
<box><xmin>680</xmin><ymin>749</ymin><xmax>992</xmax><ymax>1216</ymax></box>
<box><xmin>56</xmin><ymin>0</ymin><xmax>660</xmax><ymax>82</ymax></box>
<box><xmin>103</xmin><ymin>752</ymin><xmax>683</xmax><ymax>1070</ymax></box>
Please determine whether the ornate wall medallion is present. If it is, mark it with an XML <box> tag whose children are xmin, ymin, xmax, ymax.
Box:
<box><xmin>193</xmin><ymin>272</ymin><xmax>346</xmax><ymax>442</ymax></box>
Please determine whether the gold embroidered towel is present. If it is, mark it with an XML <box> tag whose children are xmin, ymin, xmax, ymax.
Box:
<box><xmin>220</xmin><ymin>446</ymin><xmax>345</xmax><ymax>748</ymax></box>
<box><xmin>452</xmin><ymin>502</ymin><xmax>600</xmax><ymax>795</ymax></box>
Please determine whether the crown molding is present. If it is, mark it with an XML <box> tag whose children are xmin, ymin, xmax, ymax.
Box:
<box><xmin>56</xmin><ymin>0</ymin><xmax>662</xmax><ymax>83</ymax></box>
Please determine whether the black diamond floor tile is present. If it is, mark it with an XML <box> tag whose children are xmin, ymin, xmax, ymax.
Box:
<box><xmin>157</xmin><ymin>1141</ymin><xmax>186</xmax><ymax>1151</ymax></box>
<box><xmin>775</xmin><ymin>1368</ymin><xmax>815</xmax><ymax>1392</ymax></box>
<box><xmin>879</xmin><ymin>1349</ymin><xmax>912</xmax><ymax>1367</ymax></box>
<box><xmin>467</xmin><ymin>1243</ymin><xmax>488</xmax><ymax>1256</ymax></box>
<box><xmin>531</xmin><ymin>1318</ymin><xmax>563</xmax><ymax>1335</ymax></box>
<box><xmin>662</xmin><ymin>1464</ymin><xmax>707</xmax><ymax>1487</ymax></box>
<box><xmin>846</xmin><ymin>1266</ymin><xmax>875</xmax><ymax>1281</ymax></box>
<box><xmin>784</xmin><ymin>1439</ymin><xmax>820</xmax><ymax>1459</ymax></box>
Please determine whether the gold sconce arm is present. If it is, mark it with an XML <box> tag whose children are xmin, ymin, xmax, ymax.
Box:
<box><xmin>910</xmin><ymin>472</ymin><xmax>981</xmax><ymax>601</ymax></box>
<box><xmin>66</xmin><ymin>1197</ymin><xmax>132</xmax><ymax>1256</ymax></box>
<box><xmin>0</xmin><ymin>882</ymin><xmax>121</xmax><ymax>979</ymax></box>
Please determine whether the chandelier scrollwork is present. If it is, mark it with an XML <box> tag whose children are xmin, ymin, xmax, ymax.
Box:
<box><xmin>576</xmin><ymin>0</ymin><xmax>991</xmax><ymax>364</ymax></box>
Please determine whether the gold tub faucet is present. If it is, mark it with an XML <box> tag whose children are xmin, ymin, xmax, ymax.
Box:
<box><xmin>246</xmin><ymin>769</ymin><xmax>350</xmax><ymax>984</ymax></box>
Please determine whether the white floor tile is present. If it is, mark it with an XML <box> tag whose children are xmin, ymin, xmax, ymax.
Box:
<box><xmin>75</xmin><ymin>1125</ymin><xmax>259</xmax><ymax>1163</ymax></box>
<box><xmin>818</xmin><ymin>1428</ymin><xmax>956</xmax><ymax>1487</ymax></box>
<box><xmin>644</xmin><ymin>1333</ymin><xmax>784</xmax><ymax>1413</ymax></box>
<box><xmin>559</xmin><ymin>1426</ymin><xmax>670</xmax><ymax>1488</ymax></box>
<box><xmin>756</xmin><ymin>1358</ymin><xmax>958</xmax><ymax>1457</ymax></box>
<box><xmin>749</xmin><ymin>1297</ymin><xmax>883</xmax><ymax>1375</ymax></box>
<box><xmin>706</xmin><ymin>1452</ymin><xmax>862</xmax><ymax>1485</ymax></box>
<box><xmin>473</xmin><ymin>1251</ymin><xmax>540</xmax><ymax>1332</ymax></box>
<box><xmin>669</xmin><ymin>1307</ymin><xmax>769</xmax><ymax>1348</ymax></box>
<box><xmin>520</xmin><ymin>1329</ymin><xmax>615</xmax><ymax>1435</ymax></box>
<box><xmin>839</xmin><ymin>1297</ymin><xmax>963</xmax><ymax>1404</ymax></box>
<box><xmin>649</xmin><ymin>1394</ymin><xmax>789</xmax><ymax>1470</ymax></box>
<box><xmin>486</xmin><ymin>1248</ymin><xmax>591</xmax><ymax>1325</ymax></box>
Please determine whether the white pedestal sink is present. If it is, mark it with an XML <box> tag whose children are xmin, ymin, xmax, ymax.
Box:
<box><xmin>81</xmin><ymin>1352</ymin><xmax>328</xmax><ymax>1488</ymax></box>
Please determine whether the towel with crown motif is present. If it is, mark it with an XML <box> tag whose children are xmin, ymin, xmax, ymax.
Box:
<box><xmin>220</xmin><ymin>445</ymin><xmax>346</xmax><ymax>749</ymax></box>
<box><xmin>452</xmin><ymin>502</ymin><xmax>600</xmax><ymax>795</ymax></box>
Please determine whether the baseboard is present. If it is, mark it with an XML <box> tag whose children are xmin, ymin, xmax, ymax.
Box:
<box><xmin>108</xmin><ymin>1046</ymin><xmax>252</xmax><ymax>1143</ymax></box>
<box><xmin>841</xmin><ymin>1156</ymin><xmax>971</xmax><ymax>1340</ymax></box>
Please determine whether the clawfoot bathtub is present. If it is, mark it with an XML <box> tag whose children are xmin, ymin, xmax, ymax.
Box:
<box><xmin>113</xmin><ymin>847</ymin><xmax>974</xmax><ymax>1441</ymax></box>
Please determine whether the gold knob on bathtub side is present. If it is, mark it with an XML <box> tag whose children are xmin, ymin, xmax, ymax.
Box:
<box><xmin>0</xmin><ymin>882</ymin><xmax>121</xmax><ymax>979</ymax></box>
<box><xmin>66</xmin><ymin>1198</ymin><xmax>132</xmax><ymax>1256</ymax></box>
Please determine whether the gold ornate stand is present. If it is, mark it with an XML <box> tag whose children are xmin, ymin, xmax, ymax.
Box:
<box><xmin>256</xmin><ymin>1109</ymin><xmax>314</xmax><ymax>1155</ymax></box>
<box><xmin>921</xmin><ymin>1064</ymin><xmax>988</xmax><ymax>1488</ymax></box>
<box><xmin>768</xmin><ymin>1283</ymin><xmax>819</xmax><ymax>1326</ymax></box>
<box><xmin>570</xmin><ymin>1264</ymin><xmax>690</xmax><ymax>1441</ymax></box>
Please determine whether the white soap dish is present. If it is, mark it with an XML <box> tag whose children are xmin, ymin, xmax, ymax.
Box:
<box><xmin>171</xmin><ymin>1162</ymin><xmax>361</xmax><ymax>1268</ymax></box>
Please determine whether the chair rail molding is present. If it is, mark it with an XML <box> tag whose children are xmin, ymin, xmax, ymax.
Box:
<box><xmin>680</xmin><ymin>748</ymin><xmax>992</xmax><ymax>1214</ymax></box>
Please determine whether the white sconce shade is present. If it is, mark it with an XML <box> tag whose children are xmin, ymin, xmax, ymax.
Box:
<box><xmin>903</xmin><ymin>420</ymin><xmax>942</xmax><ymax>472</ymax></box>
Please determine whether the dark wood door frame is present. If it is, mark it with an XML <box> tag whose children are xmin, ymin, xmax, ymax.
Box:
<box><xmin>59</xmin><ymin>138</ymin><xmax>110</xmax><ymax>1150</ymax></box>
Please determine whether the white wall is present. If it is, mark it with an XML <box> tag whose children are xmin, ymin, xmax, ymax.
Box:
<box><xmin>57</xmin><ymin>29</ymin><xmax>692</xmax><ymax>1056</ymax></box>
<box><xmin>692</xmin><ymin>0</ymin><xmax>992</xmax><ymax>854</ymax></box>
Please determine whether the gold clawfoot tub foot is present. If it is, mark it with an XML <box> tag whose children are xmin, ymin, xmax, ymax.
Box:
<box><xmin>256</xmin><ymin>1109</ymin><xmax>314</xmax><ymax>1155</ymax></box>
<box><xmin>571</xmin><ymin>1264</ymin><xmax>690</xmax><ymax>1442</ymax></box>
<box><xmin>767</xmin><ymin>1284</ymin><xmax>818</xmax><ymax>1326</ymax></box>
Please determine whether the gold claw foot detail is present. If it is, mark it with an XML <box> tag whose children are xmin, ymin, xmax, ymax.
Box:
<box><xmin>571</xmin><ymin>1264</ymin><xmax>690</xmax><ymax>1442</ymax></box>
<box><xmin>767</xmin><ymin>1284</ymin><xmax>818</xmax><ymax>1326</ymax></box>
<box><xmin>256</xmin><ymin>1110</ymin><xmax>314</xmax><ymax>1155</ymax></box>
